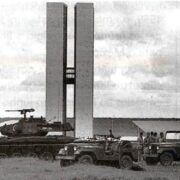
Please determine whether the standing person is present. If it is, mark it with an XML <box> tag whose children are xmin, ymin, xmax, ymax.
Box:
<box><xmin>158</xmin><ymin>132</ymin><xmax>165</xmax><ymax>143</ymax></box>
<box><xmin>144</xmin><ymin>132</ymin><xmax>150</xmax><ymax>147</ymax></box>
<box><xmin>109</xmin><ymin>129</ymin><xmax>115</xmax><ymax>138</ymax></box>
<box><xmin>138</xmin><ymin>132</ymin><xmax>144</xmax><ymax>147</ymax></box>
<box><xmin>149</xmin><ymin>131</ymin><xmax>155</xmax><ymax>143</ymax></box>
<box><xmin>154</xmin><ymin>132</ymin><xmax>158</xmax><ymax>142</ymax></box>
<box><xmin>137</xmin><ymin>132</ymin><xmax>144</xmax><ymax>161</ymax></box>
<box><xmin>105</xmin><ymin>129</ymin><xmax>114</xmax><ymax>153</ymax></box>
<box><xmin>143</xmin><ymin>132</ymin><xmax>150</xmax><ymax>154</ymax></box>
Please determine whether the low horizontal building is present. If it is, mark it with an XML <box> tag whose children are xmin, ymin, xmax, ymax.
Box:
<box><xmin>67</xmin><ymin>117</ymin><xmax>180</xmax><ymax>137</ymax></box>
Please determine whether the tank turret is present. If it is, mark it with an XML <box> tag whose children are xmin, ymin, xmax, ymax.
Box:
<box><xmin>0</xmin><ymin>109</ymin><xmax>73</xmax><ymax>137</ymax></box>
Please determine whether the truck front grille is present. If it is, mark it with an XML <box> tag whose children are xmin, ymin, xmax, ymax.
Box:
<box><xmin>67</xmin><ymin>146</ymin><xmax>74</xmax><ymax>155</ymax></box>
<box><xmin>151</xmin><ymin>145</ymin><xmax>157</xmax><ymax>154</ymax></box>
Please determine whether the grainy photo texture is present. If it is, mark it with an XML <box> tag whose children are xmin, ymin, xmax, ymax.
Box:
<box><xmin>0</xmin><ymin>0</ymin><xmax>180</xmax><ymax>180</ymax></box>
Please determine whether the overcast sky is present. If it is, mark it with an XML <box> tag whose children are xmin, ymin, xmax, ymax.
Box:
<box><xmin>0</xmin><ymin>0</ymin><xmax>180</xmax><ymax>118</ymax></box>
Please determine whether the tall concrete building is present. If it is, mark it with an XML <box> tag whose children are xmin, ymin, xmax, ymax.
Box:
<box><xmin>46</xmin><ymin>3</ymin><xmax>94</xmax><ymax>138</ymax></box>
<box><xmin>46</xmin><ymin>3</ymin><xmax>67</xmax><ymax>123</ymax></box>
<box><xmin>74</xmin><ymin>3</ymin><xmax>94</xmax><ymax>138</ymax></box>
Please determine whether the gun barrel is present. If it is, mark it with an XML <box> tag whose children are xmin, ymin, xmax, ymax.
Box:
<box><xmin>5</xmin><ymin>109</ymin><xmax>35</xmax><ymax>112</ymax></box>
<box><xmin>6</xmin><ymin>110</ymin><xmax>19</xmax><ymax>112</ymax></box>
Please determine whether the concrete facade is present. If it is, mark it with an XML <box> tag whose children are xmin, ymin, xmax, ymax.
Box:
<box><xmin>74</xmin><ymin>3</ymin><xmax>94</xmax><ymax>138</ymax></box>
<box><xmin>46</xmin><ymin>3</ymin><xmax>67</xmax><ymax>123</ymax></box>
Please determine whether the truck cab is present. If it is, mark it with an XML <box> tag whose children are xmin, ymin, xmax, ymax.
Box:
<box><xmin>143</xmin><ymin>131</ymin><xmax>180</xmax><ymax>166</ymax></box>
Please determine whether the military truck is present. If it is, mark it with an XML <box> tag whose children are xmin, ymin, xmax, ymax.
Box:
<box><xmin>143</xmin><ymin>131</ymin><xmax>180</xmax><ymax>166</ymax></box>
<box><xmin>0</xmin><ymin>109</ymin><xmax>75</xmax><ymax>160</ymax></box>
<box><xmin>57</xmin><ymin>138</ymin><xmax>139</xmax><ymax>169</ymax></box>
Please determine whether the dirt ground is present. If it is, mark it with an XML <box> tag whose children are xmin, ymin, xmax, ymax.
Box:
<box><xmin>0</xmin><ymin>158</ymin><xmax>180</xmax><ymax>180</ymax></box>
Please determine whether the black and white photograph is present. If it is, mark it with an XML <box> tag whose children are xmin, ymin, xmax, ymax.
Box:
<box><xmin>0</xmin><ymin>0</ymin><xmax>180</xmax><ymax>179</ymax></box>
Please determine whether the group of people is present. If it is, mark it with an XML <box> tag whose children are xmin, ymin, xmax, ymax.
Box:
<box><xmin>137</xmin><ymin>131</ymin><xmax>165</xmax><ymax>161</ymax></box>
<box><xmin>107</xmin><ymin>130</ymin><xmax>166</xmax><ymax>146</ymax></box>
<box><xmin>105</xmin><ymin>130</ymin><xmax>166</xmax><ymax>155</ymax></box>
<box><xmin>138</xmin><ymin>131</ymin><xmax>166</xmax><ymax>148</ymax></box>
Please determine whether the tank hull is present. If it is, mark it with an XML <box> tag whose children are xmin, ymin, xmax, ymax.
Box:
<box><xmin>0</xmin><ymin>136</ymin><xmax>74</xmax><ymax>159</ymax></box>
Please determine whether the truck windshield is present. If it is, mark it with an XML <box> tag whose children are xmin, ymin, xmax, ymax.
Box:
<box><xmin>166</xmin><ymin>132</ymin><xmax>180</xmax><ymax>140</ymax></box>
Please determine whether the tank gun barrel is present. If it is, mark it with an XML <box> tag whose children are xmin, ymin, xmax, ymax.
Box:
<box><xmin>5</xmin><ymin>108</ymin><xmax>35</xmax><ymax>119</ymax></box>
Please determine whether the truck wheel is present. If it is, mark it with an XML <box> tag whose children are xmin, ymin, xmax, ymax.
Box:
<box><xmin>119</xmin><ymin>155</ymin><xmax>133</xmax><ymax>170</ymax></box>
<box><xmin>160</xmin><ymin>152</ymin><xmax>173</xmax><ymax>166</ymax></box>
<box><xmin>145</xmin><ymin>158</ymin><xmax>158</xmax><ymax>166</ymax></box>
<box><xmin>27</xmin><ymin>152</ymin><xmax>38</xmax><ymax>158</ymax></box>
<box><xmin>40</xmin><ymin>152</ymin><xmax>54</xmax><ymax>161</ymax></box>
<box><xmin>78</xmin><ymin>155</ymin><xmax>94</xmax><ymax>164</ymax></box>
<box><xmin>12</xmin><ymin>153</ymin><xmax>22</xmax><ymax>158</ymax></box>
<box><xmin>0</xmin><ymin>153</ymin><xmax>8</xmax><ymax>159</ymax></box>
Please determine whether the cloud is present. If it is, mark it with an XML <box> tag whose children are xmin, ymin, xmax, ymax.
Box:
<box><xmin>141</xmin><ymin>79</ymin><xmax>176</xmax><ymax>91</ymax></box>
<box><xmin>95</xmin><ymin>15</ymin><xmax>163</xmax><ymax>42</ymax></box>
<box><xmin>95</xmin><ymin>1</ymin><xmax>165</xmax><ymax>44</ymax></box>
<box><xmin>0</xmin><ymin>1</ymin><xmax>45</xmax><ymax>58</ymax></box>
<box><xmin>150</xmin><ymin>44</ymin><xmax>180</xmax><ymax>78</ymax></box>
<box><xmin>21</xmin><ymin>72</ymin><xmax>45</xmax><ymax>87</ymax></box>
<box><xmin>94</xmin><ymin>80</ymin><xmax>116</xmax><ymax>90</ymax></box>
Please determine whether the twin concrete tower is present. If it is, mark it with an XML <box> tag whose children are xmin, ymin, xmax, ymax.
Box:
<box><xmin>46</xmin><ymin>3</ymin><xmax>94</xmax><ymax>138</ymax></box>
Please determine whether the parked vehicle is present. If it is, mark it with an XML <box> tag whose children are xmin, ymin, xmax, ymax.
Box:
<box><xmin>57</xmin><ymin>138</ymin><xmax>139</xmax><ymax>169</ymax></box>
<box><xmin>143</xmin><ymin>131</ymin><xmax>180</xmax><ymax>166</ymax></box>
<box><xmin>0</xmin><ymin>109</ymin><xmax>74</xmax><ymax>160</ymax></box>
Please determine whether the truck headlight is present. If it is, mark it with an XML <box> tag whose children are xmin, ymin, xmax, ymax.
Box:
<box><xmin>64</xmin><ymin>146</ymin><xmax>68</xmax><ymax>151</ymax></box>
<box><xmin>149</xmin><ymin>146</ymin><xmax>152</xmax><ymax>150</ymax></box>
<box><xmin>73</xmin><ymin>146</ymin><xmax>78</xmax><ymax>151</ymax></box>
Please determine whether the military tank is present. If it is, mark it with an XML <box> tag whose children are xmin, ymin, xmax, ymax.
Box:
<box><xmin>0</xmin><ymin>109</ymin><xmax>75</xmax><ymax>160</ymax></box>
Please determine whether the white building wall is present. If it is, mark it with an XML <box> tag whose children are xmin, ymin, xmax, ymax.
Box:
<box><xmin>74</xmin><ymin>3</ymin><xmax>94</xmax><ymax>138</ymax></box>
<box><xmin>46</xmin><ymin>3</ymin><xmax>67</xmax><ymax>122</ymax></box>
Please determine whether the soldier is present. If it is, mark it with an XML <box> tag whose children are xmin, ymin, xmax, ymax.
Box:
<box><xmin>109</xmin><ymin>129</ymin><xmax>115</xmax><ymax>138</ymax></box>
<box><xmin>149</xmin><ymin>131</ymin><xmax>155</xmax><ymax>143</ymax></box>
<box><xmin>105</xmin><ymin>137</ymin><xmax>112</xmax><ymax>153</ymax></box>
<box><xmin>138</xmin><ymin>132</ymin><xmax>144</xmax><ymax>147</ymax></box>
<box><xmin>105</xmin><ymin>129</ymin><xmax>115</xmax><ymax>153</ymax></box>
<box><xmin>143</xmin><ymin>132</ymin><xmax>151</xmax><ymax>154</ymax></box>
<box><xmin>144</xmin><ymin>132</ymin><xmax>150</xmax><ymax>147</ymax></box>
<box><xmin>154</xmin><ymin>132</ymin><xmax>158</xmax><ymax>142</ymax></box>
<box><xmin>137</xmin><ymin>132</ymin><xmax>144</xmax><ymax>161</ymax></box>
<box><xmin>158</xmin><ymin>132</ymin><xmax>165</xmax><ymax>143</ymax></box>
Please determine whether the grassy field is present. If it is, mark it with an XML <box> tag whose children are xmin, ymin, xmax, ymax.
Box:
<box><xmin>0</xmin><ymin>158</ymin><xmax>180</xmax><ymax>180</ymax></box>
